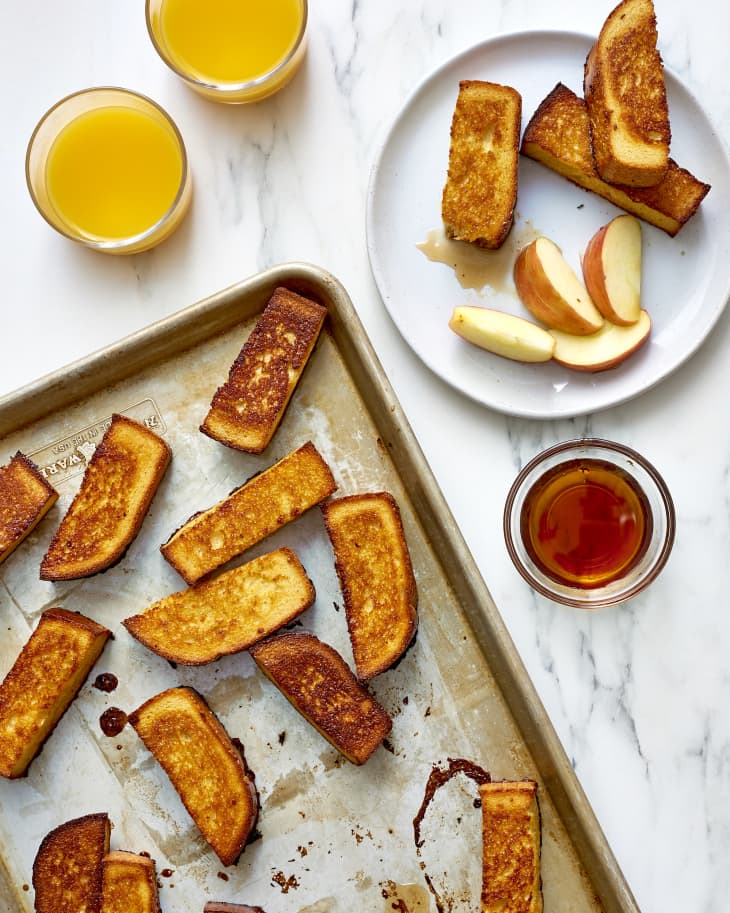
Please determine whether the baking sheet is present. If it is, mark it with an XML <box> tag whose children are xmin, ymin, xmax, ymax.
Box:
<box><xmin>0</xmin><ymin>264</ymin><xmax>637</xmax><ymax>913</ymax></box>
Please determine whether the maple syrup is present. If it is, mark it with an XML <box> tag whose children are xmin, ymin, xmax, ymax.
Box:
<box><xmin>99</xmin><ymin>706</ymin><xmax>128</xmax><ymax>737</ymax></box>
<box><xmin>520</xmin><ymin>458</ymin><xmax>652</xmax><ymax>588</ymax></box>
<box><xmin>93</xmin><ymin>672</ymin><xmax>118</xmax><ymax>693</ymax></box>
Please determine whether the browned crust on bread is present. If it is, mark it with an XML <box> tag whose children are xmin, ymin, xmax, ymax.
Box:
<box><xmin>322</xmin><ymin>492</ymin><xmax>418</xmax><ymax>681</ymax></box>
<box><xmin>0</xmin><ymin>451</ymin><xmax>58</xmax><ymax>564</ymax></box>
<box><xmin>161</xmin><ymin>440</ymin><xmax>337</xmax><ymax>585</ymax></box>
<box><xmin>480</xmin><ymin>780</ymin><xmax>542</xmax><ymax>913</ymax></box>
<box><xmin>101</xmin><ymin>851</ymin><xmax>160</xmax><ymax>913</ymax></box>
<box><xmin>250</xmin><ymin>631</ymin><xmax>392</xmax><ymax>765</ymax></box>
<box><xmin>442</xmin><ymin>80</ymin><xmax>522</xmax><ymax>249</ymax></box>
<box><xmin>123</xmin><ymin>547</ymin><xmax>315</xmax><ymax>665</ymax></box>
<box><xmin>584</xmin><ymin>0</ymin><xmax>670</xmax><ymax>187</ymax></box>
<box><xmin>128</xmin><ymin>687</ymin><xmax>258</xmax><ymax>866</ymax></box>
<box><xmin>33</xmin><ymin>813</ymin><xmax>110</xmax><ymax>913</ymax></box>
<box><xmin>200</xmin><ymin>287</ymin><xmax>327</xmax><ymax>454</ymax></box>
<box><xmin>40</xmin><ymin>415</ymin><xmax>171</xmax><ymax>581</ymax></box>
<box><xmin>521</xmin><ymin>84</ymin><xmax>709</xmax><ymax>235</ymax></box>
<box><xmin>0</xmin><ymin>608</ymin><xmax>111</xmax><ymax>778</ymax></box>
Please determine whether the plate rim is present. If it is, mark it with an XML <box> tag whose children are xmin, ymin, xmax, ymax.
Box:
<box><xmin>366</xmin><ymin>28</ymin><xmax>730</xmax><ymax>419</ymax></box>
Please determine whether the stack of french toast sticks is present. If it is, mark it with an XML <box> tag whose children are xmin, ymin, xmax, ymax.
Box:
<box><xmin>443</xmin><ymin>0</ymin><xmax>711</xmax><ymax>372</ymax></box>
<box><xmin>522</xmin><ymin>0</ymin><xmax>710</xmax><ymax>236</ymax></box>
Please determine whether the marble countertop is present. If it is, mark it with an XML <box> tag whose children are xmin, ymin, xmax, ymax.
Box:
<box><xmin>1</xmin><ymin>1</ymin><xmax>729</xmax><ymax>910</ymax></box>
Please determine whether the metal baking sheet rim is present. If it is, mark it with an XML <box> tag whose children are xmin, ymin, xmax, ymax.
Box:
<box><xmin>0</xmin><ymin>261</ymin><xmax>639</xmax><ymax>913</ymax></box>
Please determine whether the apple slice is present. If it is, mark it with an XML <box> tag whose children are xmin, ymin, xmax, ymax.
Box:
<box><xmin>550</xmin><ymin>310</ymin><xmax>651</xmax><ymax>372</ymax></box>
<box><xmin>514</xmin><ymin>237</ymin><xmax>604</xmax><ymax>335</ymax></box>
<box><xmin>582</xmin><ymin>215</ymin><xmax>642</xmax><ymax>325</ymax></box>
<box><xmin>449</xmin><ymin>306</ymin><xmax>555</xmax><ymax>363</ymax></box>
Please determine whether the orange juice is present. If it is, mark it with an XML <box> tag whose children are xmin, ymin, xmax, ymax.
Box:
<box><xmin>151</xmin><ymin>0</ymin><xmax>306</xmax><ymax>101</ymax></box>
<box><xmin>45</xmin><ymin>105</ymin><xmax>184</xmax><ymax>243</ymax></box>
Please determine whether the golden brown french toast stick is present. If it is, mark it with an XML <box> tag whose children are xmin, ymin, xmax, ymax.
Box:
<box><xmin>40</xmin><ymin>414</ymin><xmax>171</xmax><ymax>580</ymax></box>
<box><xmin>322</xmin><ymin>492</ymin><xmax>417</xmax><ymax>680</ymax></box>
<box><xmin>33</xmin><ymin>812</ymin><xmax>110</xmax><ymax>913</ymax></box>
<box><xmin>129</xmin><ymin>687</ymin><xmax>258</xmax><ymax>866</ymax></box>
<box><xmin>201</xmin><ymin>287</ymin><xmax>327</xmax><ymax>453</ymax></box>
<box><xmin>250</xmin><ymin>631</ymin><xmax>392</xmax><ymax>765</ymax></box>
<box><xmin>442</xmin><ymin>80</ymin><xmax>522</xmax><ymax>249</ymax></box>
<box><xmin>584</xmin><ymin>0</ymin><xmax>669</xmax><ymax>187</ymax></box>
<box><xmin>101</xmin><ymin>851</ymin><xmax>160</xmax><ymax>913</ymax></box>
<box><xmin>124</xmin><ymin>547</ymin><xmax>315</xmax><ymax>664</ymax></box>
<box><xmin>521</xmin><ymin>83</ymin><xmax>709</xmax><ymax>236</ymax></box>
<box><xmin>0</xmin><ymin>451</ymin><xmax>57</xmax><ymax>564</ymax></box>
<box><xmin>161</xmin><ymin>440</ymin><xmax>336</xmax><ymax>585</ymax></box>
<box><xmin>0</xmin><ymin>607</ymin><xmax>111</xmax><ymax>778</ymax></box>
<box><xmin>479</xmin><ymin>780</ymin><xmax>543</xmax><ymax>913</ymax></box>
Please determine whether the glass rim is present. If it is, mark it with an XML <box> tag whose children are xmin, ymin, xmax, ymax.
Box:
<box><xmin>503</xmin><ymin>438</ymin><xmax>676</xmax><ymax>608</ymax></box>
<box><xmin>25</xmin><ymin>86</ymin><xmax>190</xmax><ymax>252</ymax></box>
<box><xmin>145</xmin><ymin>0</ymin><xmax>308</xmax><ymax>95</ymax></box>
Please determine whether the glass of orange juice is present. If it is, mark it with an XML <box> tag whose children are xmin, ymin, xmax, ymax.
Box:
<box><xmin>146</xmin><ymin>0</ymin><xmax>308</xmax><ymax>103</ymax></box>
<box><xmin>26</xmin><ymin>87</ymin><xmax>192</xmax><ymax>255</ymax></box>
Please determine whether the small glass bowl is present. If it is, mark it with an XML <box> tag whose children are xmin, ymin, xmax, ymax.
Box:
<box><xmin>503</xmin><ymin>439</ymin><xmax>675</xmax><ymax>608</ymax></box>
<box><xmin>26</xmin><ymin>87</ymin><xmax>192</xmax><ymax>255</ymax></box>
<box><xmin>146</xmin><ymin>0</ymin><xmax>308</xmax><ymax>104</ymax></box>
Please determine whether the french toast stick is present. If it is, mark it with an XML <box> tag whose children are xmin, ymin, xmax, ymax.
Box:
<box><xmin>33</xmin><ymin>812</ymin><xmax>110</xmax><ymax>913</ymax></box>
<box><xmin>101</xmin><ymin>851</ymin><xmax>160</xmax><ymax>913</ymax></box>
<box><xmin>322</xmin><ymin>492</ymin><xmax>417</xmax><ymax>680</ymax></box>
<box><xmin>442</xmin><ymin>80</ymin><xmax>522</xmax><ymax>249</ymax></box>
<box><xmin>584</xmin><ymin>0</ymin><xmax>669</xmax><ymax>187</ymax></box>
<box><xmin>479</xmin><ymin>780</ymin><xmax>542</xmax><ymax>913</ymax></box>
<box><xmin>0</xmin><ymin>607</ymin><xmax>111</xmax><ymax>778</ymax></box>
<box><xmin>521</xmin><ymin>83</ymin><xmax>709</xmax><ymax>236</ymax></box>
<box><xmin>124</xmin><ymin>547</ymin><xmax>315</xmax><ymax>665</ymax></box>
<box><xmin>40</xmin><ymin>414</ymin><xmax>171</xmax><ymax>580</ymax></box>
<box><xmin>161</xmin><ymin>440</ymin><xmax>337</xmax><ymax>585</ymax></box>
<box><xmin>128</xmin><ymin>687</ymin><xmax>259</xmax><ymax>866</ymax></box>
<box><xmin>250</xmin><ymin>631</ymin><xmax>392</xmax><ymax>765</ymax></box>
<box><xmin>0</xmin><ymin>452</ymin><xmax>57</xmax><ymax>565</ymax></box>
<box><xmin>201</xmin><ymin>287</ymin><xmax>327</xmax><ymax>453</ymax></box>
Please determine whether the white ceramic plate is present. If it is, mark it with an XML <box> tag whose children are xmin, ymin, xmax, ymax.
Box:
<box><xmin>366</xmin><ymin>31</ymin><xmax>730</xmax><ymax>418</ymax></box>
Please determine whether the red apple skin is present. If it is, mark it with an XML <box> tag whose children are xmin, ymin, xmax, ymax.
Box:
<box><xmin>582</xmin><ymin>219</ymin><xmax>641</xmax><ymax>326</ymax></box>
<box><xmin>514</xmin><ymin>240</ymin><xmax>602</xmax><ymax>335</ymax></box>
<box><xmin>582</xmin><ymin>226</ymin><xmax>610</xmax><ymax>310</ymax></box>
<box><xmin>551</xmin><ymin>311</ymin><xmax>651</xmax><ymax>372</ymax></box>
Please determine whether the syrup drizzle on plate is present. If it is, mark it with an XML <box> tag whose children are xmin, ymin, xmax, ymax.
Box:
<box><xmin>416</xmin><ymin>221</ymin><xmax>541</xmax><ymax>293</ymax></box>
